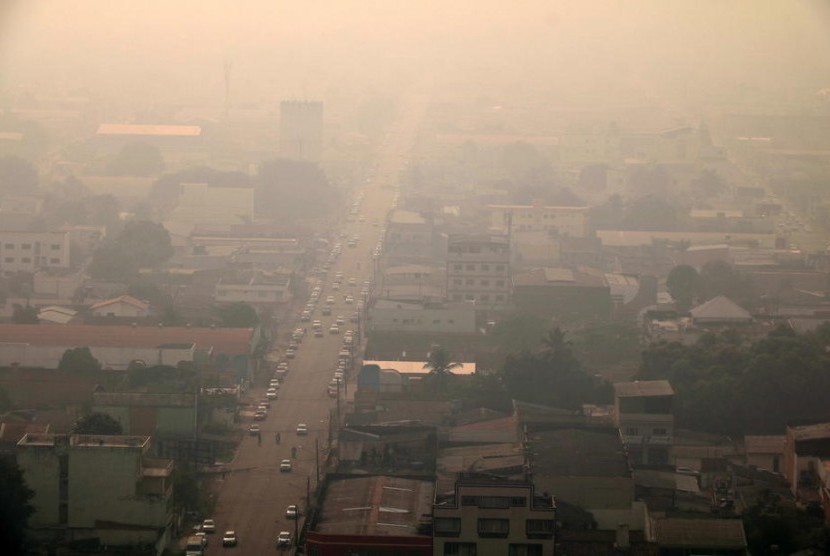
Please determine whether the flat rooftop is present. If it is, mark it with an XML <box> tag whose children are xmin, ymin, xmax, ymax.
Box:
<box><xmin>18</xmin><ymin>433</ymin><xmax>150</xmax><ymax>449</ymax></box>
<box><xmin>363</xmin><ymin>360</ymin><xmax>476</xmax><ymax>376</ymax></box>
<box><xmin>529</xmin><ymin>428</ymin><xmax>631</xmax><ymax>478</ymax></box>
<box><xmin>614</xmin><ymin>380</ymin><xmax>674</xmax><ymax>398</ymax></box>
<box><xmin>314</xmin><ymin>476</ymin><xmax>433</xmax><ymax>537</ymax></box>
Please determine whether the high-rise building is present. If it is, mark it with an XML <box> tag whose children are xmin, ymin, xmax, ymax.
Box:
<box><xmin>279</xmin><ymin>100</ymin><xmax>323</xmax><ymax>162</ymax></box>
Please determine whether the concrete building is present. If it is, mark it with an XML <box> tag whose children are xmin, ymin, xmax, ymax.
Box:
<box><xmin>446</xmin><ymin>233</ymin><xmax>510</xmax><ymax>308</ymax></box>
<box><xmin>0</xmin><ymin>230</ymin><xmax>70</xmax><ymax>275</ymax></box>
<box><xmin>215</xmin><ymin>270</ymin><xmax>292</xmax><ymax>306</ymax></box>
<box><xmin>512</xmin><ymin>266</ymin><xmax>611</xmax><ymax>321</ymax></box>
<box><xmin>384</xmin><ymin>210</ymin><xmax>444</xmax><ymax>265</ymax></box>
<box><xmin>489</xmin><ymin>202</ymin><xmax>589</xmax><ymax>238</ymax></box>
<box><xmin>305</xmin><ymin>475</ymin><xmax>433</xmax><ymax>556</ymax></box>
<box><xmin>17</xmin><ymin>433</ymin><xmax>174</xmax><ymax>552</ymax></box>
<box><xmin>433</xmin><ymin>473</ymin><xmax>555</xmax><ymax>556</ymax></box>
<box><xmin>92</xmin><ymin>392</ymin><xmax>197</xmax><ymax>438</ymax></box>
<box><xmin>367</xmin><ymin>300</ymin><xmax>476</xmax><ymax>335</ymax></box>
<box><xmin>744</xmin><ymin>435</ymin><xmax>786</xmax><ymax>474</ymax></box>
<box><xmin>614</xmin><ymin>380</ymin><xmax>675</xmax><ymax>467</ymax></box>
<box><xmin>279</xmin><ymin>100</ymin><xmax>323</xmax><ymax>162</ymax></box>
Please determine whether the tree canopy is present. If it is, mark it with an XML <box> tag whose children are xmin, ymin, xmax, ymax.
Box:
<box><xmin>0</xmin><ymin>458</ymin><xmax>35</xmax><ymax>556</ymax></box>
<box><xmin>423</xmin><ymin>345</ymin><xmax>462</xmax><ymax>394</ymax></box>
<box><xmin>213</xmin><ymin>302</ymin><xmax>259</xmax><ymax>328</ymax></box>
<box><xmin>58</xmin><ymin>347</ymin><xmax>102</xmax><ymax>372</ymax></box>
<box><xmin>256</xmin><ymin>158</ymin><xmax>339</xmax><ymax>221</ymax></box>
<box><xmin>0</xmin><ymin>155</ymin><xmax>38</xmax><ymax>194</ymax></box>
<box><xmin>666</xmin><ymin>265</ymin><xmax>700</xmax><ymax>312</ymax></box>
<box><xmin>107</xmin><ymin>142</ymin><xmax>165</xmax><ymax>177</ymax></box>
<box><xmin>72</xmin><ymin>412</ymin><xmax>123</xmax><ymax>435</ymax></box>
<box><xmin>88</xmin><ymin>221</ymin><xmax>173</xmax><ymax>281</ymax></box>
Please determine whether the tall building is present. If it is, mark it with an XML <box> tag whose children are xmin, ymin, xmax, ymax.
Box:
<box><xmin>279</xmin><ymin>100</ymin><xmax>323</xmax><ymax>162</ymax></box>
<box><xmin>446</xmin><ymin>233</ymin><xmax>511</xmax><ymax>309</ymax></box>
<box><xmin>17</xmin><ymin>433</ymin><xmax>174</xmax><ymax>550</ymax></box>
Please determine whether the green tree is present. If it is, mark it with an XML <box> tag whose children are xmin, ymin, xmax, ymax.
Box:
<box><xmin>11</xmin><ymin>303</ymin><xmax>38</xmax><ymax>324</ymax></box>
<box><xmin>72</xmin><ymin>412</ymin><xmax>123</xmax><ymax>435</ymax></box>
<box><xmin>256</xmin><ymin>159</ymin><xmax>339</xmax><ymax>221</ymax></box>
<box><xmin>0</xmin><ymin>458</ymin><xmax>35</xmax><ymax>556</ymax></box>
<box><xmin>58</xmin><ymin>347</ymin><xmax>102</xmax><ymax>372</ymax></box>
<box><xmin>422</xmin><ymin>345</ymin><xmax>462</xmax><ymax>395</ymax></box>
<box><xmin>491</xmin><ymin>314</ymin><xmax>549</xmax><ymax>355</ymax></box>
<box><xmin>107</xmin><ymin>142</ymin><xmax>165</xmax><ymax>177</ymax></box>
<box><xmin>116</xmin><ymin>220</ymin><xmax>173</xmax><ymax>268</ymax></box>
<box><xmin>88</xmin><ymin>243</ymin><xmax>140</xmax><ymax>282</ymax></box>
<box><xmin>666</xmin><ymin>265</ymin><xmax>701</xmax><ymax>312</ymax></box>
<box><xmin>213</xmin><ymin>302</ymin><xmax>259</xmax><ymax>328</ymax></box>
<box><xmin>699</xmin><ymin>260</ymin><xmax>758</xmax><ymax>308</ymax></box>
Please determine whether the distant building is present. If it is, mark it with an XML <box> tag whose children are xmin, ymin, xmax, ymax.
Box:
<box><xmin>279</xmin><ymin>100</ymin><xmax>323</xmax><ymax>162</ymax></box>
<box><xmin>367</xmin><ymin>300</ymin><xmax>476</xmax><ymax>335</ymax></box>
<box><xmin>489</xmin><ymin>201</ymin><xmax>589</xmax><ymax>238</ymax></box>
<box><xmin>90</xmin><ymin>295</ymin><xmax>151</xmax><ymax>318</ymax></box>
<box><xmin>17</xmin><ymin>433</ymin><xmax>174</xmax><ymax>551</ymax></box>
<box><xmin>0</xmin><ymin>230</ymin><xmax>71</xmax><ymax>275</ymax></box>
<box><xmin>384</xmin><ymin>210</ymin><xmax>444</xmax><ymax>265</ymax></box>
<box><xmin>215</xmin><ymin>270</ymin><xmax>292</xmax><ymax>306</ymax></box>
<box><xmin>614</xmin><ymin>380</ymin><xmax>675</xmax><ymax>467</ymax></box>
<box><xmin>167</xmin><ymin>182</ymin><xmax>255</xmax><ymax>227</ymax></box>
<box><xmin>446</xmin><ymin>233</ymin><xmax>510</xmax><ymax>308</ymax></box>
<box><xmin>433</xmin><ymin>473</ymin><xmax>555</xmax><ymax>556</ymax></box>
<box><xmin>512</xmin><ymin>266</ymin><xmax>611</xmax><ymax>321</ymax></box>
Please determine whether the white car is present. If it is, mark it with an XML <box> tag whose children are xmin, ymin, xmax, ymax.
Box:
<box><xmin>266</xmin><ymin>388</ymin><xmax>278</xmax><ymax>400</ymax></box>
<box><xmin>249</xmin><ymin>424</ymin><xmax>260</xmax><ymax>435</ymax></box>
<box><xmin>296</xmin><ymin>423</ymin><xmax>308</xmax><ymax>435</ymax></box>
<box><xmin>222</xmin><ymin>531</ymin><xmax>238</xmax><ymax>547</ymax></box>
<box><xmin>329</xmin><ymin>325</ymin><xmax>340</xmax><ymax>335</ymax></box>
<box><xmin>277</xmin><ymin>531</ymin><xmax>291</xmax><ymax>547</ymax></box>
<box><xmin>201</xmin><ymin>519</ymin><xmax>216</xmax><ymax>533</ymax></box>
<box><xmin>285</xmin><ymin>505</ymin><xmax>299</xmax><ymax>519</ymax></box>
<box><xmin>280</xmin><ymin>459</ymin><xmax>292</xmax><ymax>472</ymax></box>
<box><xmin>325</xmin><ymin>296</ymin><xmax>335</xmax><ymax>305</ymax></box>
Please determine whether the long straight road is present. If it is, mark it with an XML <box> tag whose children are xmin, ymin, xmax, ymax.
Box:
<box><xmin>204</xmin><ymin>93</ymin><xmax>429</xmax><ymax>555</ymax></box>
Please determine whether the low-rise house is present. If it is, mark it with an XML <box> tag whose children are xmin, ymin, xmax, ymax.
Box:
<box><xmin>689</xmin><ymin>296</ymin><xmax>753</xmax><ymax>326</ymax></box>
<box><xmin>17</xmin><ymin>433</ymin><xmax>175</xmax><ymax>552</ymax></box>
<box><xmin>654</xmin><ymin>518</ymin><xmax>747</xmax><ymax>556</ymax></box>
<box><xmin>305</xmin><ymin>475</ymin><xmax>434</xmax><ymax>556</ymax></box>
<box><xmin>784</xmin><ymin>421</ymin><xmax>830</xmax><ymax>506</ymax></box>
<box><xmin>488</xmin><ymin>201</ymin><xmax>589</xmax><ymax>237</ymax></box>
<box><xmin>90</xmin><ymin>295</ymin><xmax>151</xmax><ymax>318</ymax></box>
<box><xmin>37</xmin><ymin>305</ymin><xmax>78</xmax><ymax>325</ymax></box>
<box><xmin>215</xmin><ymin>270</ymin><xmax>292</xmax><ymax>306</ymax></box>
<box><xmin>512</xmin><ymin>266</ymin><xmax>611</xmax><ymax>321</ymax></box>
<box><xmin>614</xmin><ymin>380</ymin><xmax>675</xmax><ymax>467</ymax></box>
<box><xmin>367</xmin><ymin>300</ymin><xmax>476</xmax><ymax>335</ymax></box>
<box><xmin>744</xmin><ymin>435</ymin><xmax>786</xmax><ymax>474</ymax></box>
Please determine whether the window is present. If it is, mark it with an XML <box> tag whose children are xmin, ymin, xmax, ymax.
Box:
<box><xmin>434</xmin><ymin>517</ymin><xmax>462</xmax><ymax>537</ymax></box>
<box><xmin>3</xmin><ymin>243</ymin><xmax>13</xmax><ymax>249</ymax></box>
<box><xmin>465</xmin><ymin>294</ymin><xmax>475</xmax><ymax>301</ymax></box>
<box><xmin>461</xmin><ymin>496</ymin><xmax>478</xmax><ymax>506</ymax></box>
<box><xmin>480</xmin><ymin>279</ymin><xmax>489</xmax><ymax>286</ymax></box>
<box><xmin>525</xmin><ymin>519</ymin><xmax>554</xmax><ymax>539</ymax></box>
<box><xmin>21</xmin><ymin>257</ymin><xmax>31</xmax><ymax>263</ymax></box>
<box><xmin>469</xmin><ymin>247</ymin><xmax>481</xmax><ymax>253</ymax></box>
<box><xmin>495</xmin><ymin>265</ymin><xmax>505</xmax><ymax>272</ymax></box>
<box><xmin>433</xmin><ymin>319</ymin><xmax>441</xmax><ymax>324</ymax></box>
<box><xmin>51</xmin><ymin>244</ymin><xmax>61</xmax><ymax>250</ymax></box>
<box><xmin>480</xmin><ymin>295</ymin><xmax>490</xmax><ymax>302</ymax></box>
<box><xmin>465</xmin><ymin>264</ymin><xmax>475</xmax><ymax>271</ymax></box>
<box><xmin>624</xmin><ymin>427</ymin><xmax>639</xmax><ymax>436</ymax></box>
<box><xmin>478</xmin><ymin>518</ymin><xmax>509</xmax><ymax>538</ymax></box>
<box><xmin>496</xmin><ymin>280</ymin><xmax>505</xmax><ymax>287</ymax></box>
<box><xmin>495</xmin><ymin>295</ymin><xmax>505</xmax><ymax>302</ymax></box>
<box><xmin>481</xmin><ymin>264</ymin><xmax>490</xmax><ymax>271</ymax></box>
<box><xmin>653</xmin><ymin>428</ymin><xmax>668</xmax><ymax>436</ymax></box>
<box><xmin>465</xmin><ymin>279</ymin><xmax>474</xmax><ymax>286</ymax></box>
<box><xmin>50</xmin><ymin>258</ymin><xmax>60</xmax><ymax>264</ymax></box>
<box><xmin>453</xmin><ymin>294</ymin><xmax>462</xmax><ymax>301</ymax></box>
<box><xmin>3</xmin><ymin>257</ymin><xmax>13</xmax><ymax>263</ymax></box>
<box><xmin>21</xmin><ymin>243</ymin><xmax>31</xmax><ymax>250</ymax></box>
<box><xmin>444</xmin><ymin>542</ymin><xmax>476</xmax><ymax>556</ymax></box>
<box><xmin>478</xmin><ymin>496</ymin><xmax>510</xmax><ymax>509</ymax></box>
<box><xmin>453</xmin><ymin>279</ymin><xmax>462</xmax><ymax>286</ymax></box>
<box><xmin>454</xmin><ymin>264</ymin><xmax>462</xmax><ymax>271</ymax></box>
<box><xmin>510</xmin><ymin>496</ymin><xmax>527</xmax><ymax>507</ymax></box>
<box><xmin>509</xmin><ymin>544</ymin><xmax>543</xmax><ymax>556</ymax></box>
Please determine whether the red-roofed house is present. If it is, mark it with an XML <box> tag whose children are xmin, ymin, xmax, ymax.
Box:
<box><xmin>90</xmin><ymin>295</ymin><xmax>150</xmax><ymax>318</ymax></box>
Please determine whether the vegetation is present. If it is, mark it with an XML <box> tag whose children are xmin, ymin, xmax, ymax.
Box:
<box><xmin>11</xmin><ymin>304</ymin><xmax>38</xmax><ymax>324</ymax></box>
<box><xmin>213</xmin><ymin>302</ymin><xmax>259</xmax><ymax>328</ymax></box>
<box><xmin>58</xmin><ymin>347</ymin><xmax>102</xmax><ymax>372</ymax></box>
<box><xmin>256</xmin><ymin>158</ymin><xmax>339</xmax><ymax>221</ymax></box>
<box><xmin>742</xmin><ymin>489</ymin><xmax>830</xmax><ymax>555</ymax></box>
<box><xmin>665</xmin><ymin>260</ymin><xmax>759</xmax><ymax>311</ymax></box>
<box><xmin>88</xmin><ymin>221</ymin><xmax>173</xmax><ymax>281</ymax></box>
<box><xmin>666</xmin><ymin>264</ymin><xmax>700</xmax><ymax>312</ymax></box>
<box><xmin>72</xmin><ymin>412</ymin><xmax>123</xmax><ymax>435</ymax></box>
<box><xmin>637</xmin><ymin>324</ymin><xmax>830</xmax><ymax>436</ymax></box>
<box><xmin>107</xmin><ymin>142</ymin><xmax>165</xmax><ymax>177</ymax></box>
<box><xmin>422</xmin><ymin>345</ymin><xmax>462</xmax><ymax>394</ymax></box>
<box><xmin>0</xmin><ymin>458</ymin><xmax>35</xmax><ymax>556</ymax></box>
<box><xmin>0</xmin><ymin>155</ymin><xmax>38</xmax><ymax>194</ymax></box>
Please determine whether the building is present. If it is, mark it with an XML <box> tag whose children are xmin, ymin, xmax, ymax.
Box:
<box><xmin>367</xmin><ymin>300</ymin><xmax>476</xmax><ymax>335</ymax></box>
<box><xmin>654</xmin><ymin>518</ymin><xmax>747</xmax><ymax>556</ymax></box>
<box><xmin>614</xmin><ymin>381</ymin><xmax>675</xmax><ymax>467</ymax></box>
<box><xmin>215</xmin><ymin>270</ymin><xmax>292</xmax><ymax>306</ymax></box>
<box><xmin>90</xmin><ymin>295</ymin><xmax>151</xmax><ymax>318</ymax></box>
<box><xmin>689</xmin><ymin>296</ymin><xmax>753</xmax><ymax>326</ymax></box>
<box><xmin>784</xmin><ymin>421</ymin><xmax>830</xmax><ymax>505</ymax></box>
<box><xmin>279</xmin><ymin>100</ymin><xmax>323</xmax><ymax>162</ymax></box>
<box><xmin>17</xmin><ymin>433</ymin><xmax>174</xmax><ymax>551</ymax></box>
<box><xmin>512</xmin><ymin>266</ymin><xmax>611</xmax><ymax>321</ymax></box>
<box><xmin>167</xmin><ymin>182</ymin><xmax>255</xmax><ymax>227</ymax></box>
<box><xmin>0</xmin><ymin>324</ymin><xmax>256</xmax><ymax>375</ymax></box>
<box><xmin>305</xmin><ymin>475</ymin><xmax>434</xmax><ymax>556</ymax></box>
<box><xmin>744</xmin><ymin>435</ymin><xmax>786</xmax><ymax>474</ymax></box>
<box><xmin>384</xmin><ymin>210</ymin><xmax>444</xmax><ymax>265</ymax></box>
<box><xmin>433</xmin><ymin>473</ymin><xmax>555</xmax><ymax>556</ymax></box>
<box><xmin>489</xmin><ymin>202</ymin><xmax>589</xmax><ymax>238</ymax></box>
<box><xmin>446</xmin><ymin>233</ymin><xmax>510</xmax><ymax>308</ymax></box>
<box><xmin>92</xmin><ymin>392</ymin><xmax>197</xmax><ymax>438</ymax></box>
<box><xmin>0</xmin><ymin>230</ymin><xmax>70</xmax><ymax>275</ymax></box>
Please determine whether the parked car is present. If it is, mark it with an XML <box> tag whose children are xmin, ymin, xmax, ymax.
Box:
<box><xmin>280</xmin><ymin>459</ymin><xmax>292</xmax><ymax>472</ymax></box>
<box><xmin>222</xmin><ymin>531</ymin><xmax>238</xmax><ymax>547</ymax></box>
<box><xmin>285</xmin><ymin>505</ymin><xmax>299</xmax><ymax>519</ymax></box>
<box><xmin>248</xmin><ymin>424</ymin><xmax>260</xmax><ymax>435</ymax></box>
<box><xmin>296</xmin><ymin>423</ymin><xmax>308</xmax><ymax>435</ymax></box>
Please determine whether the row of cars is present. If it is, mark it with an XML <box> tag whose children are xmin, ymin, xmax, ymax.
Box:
<box><xmin>189</xmin><ymin>519</ymin><xmax>294</xmax><ymax>551</ymax></box>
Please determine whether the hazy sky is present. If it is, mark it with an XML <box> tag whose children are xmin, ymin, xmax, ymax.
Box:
<box><xmin>1</xmin><ymin>1</ymin><xmax>829</xmax><ymax>114</ymax></box>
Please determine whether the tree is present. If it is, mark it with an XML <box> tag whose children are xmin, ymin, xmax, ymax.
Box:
<box><xmin>666</xmin><ymin>265</ymin><xmax>701</xmax><ymax>312</ymax></box>
<box><xmin>72</xmin><ymin>412</ymin><xmax>123</xmax><ymax>435</ymax></box>
<box><xmin>58</xmin><ymin>347</ymin><xmax>102</xmax><ymax>372</ymax></box>
<box><xmin>699</xmin><ymin>260</ymin><xmax>758</xmax><ymax>308</ymax></box>
<box><xmin>11</xmin><ymin>303</ymin><xmax>38</xmax><ymax>324</ymax></box>
<box><xmin>107</xmin><ymin>142</ymin><xmax>165</xmax><ymax>177</ymax></box>
<box><xmin>256</xmin><ymin>159</ymin><xmax>339</xmax><ymax>221</ymax></box>
<box><xmin>0</xmin><ymin>155</ymin><xmax>38</xmax><ymax>194</ymax></box>
<box><xmin>116</xmin><ymin>221</ymin><xmax>173</xmax><ymax>268</ymax></box>
<box><xmin>213</xmin><ymin>302</ymin><xmax>259</xmax><ymax>328</ymax></box>
<box><xmin>423</xmin><ymin>346</ymin><xmax>462</xmax><ymax>394</ymax></box>
<box><xmin>0</xmin><ymin>458</ymin><xmax>35</xmax><ymax>556</ymax></box>
<box><xmin>88</xmin><ymin>243</ymin><xmax>139</xmax><ymax>282</ymax></box>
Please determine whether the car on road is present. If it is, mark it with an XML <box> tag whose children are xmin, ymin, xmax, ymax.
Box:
<box><xmin>329</xmin><ymin>325</ymin><xmax>340</xmax><ymax>334</ymax></box>
<box><xmin>201</xmin><ymin>519</ymin><xmax>216</xmax><ymax>533</ymax></box>
<box><xmin>296</xmin><ymin>423</ymin><xmax>308</xmax><ymax>435</ymax></box>
<box><xmin>254</xmin><ymin>411</ymin><xmax>267</xmax><ymax>421</ymax></box>
<box><xmin>285</xmin><ymin>505</ymin><xmax>299</xmax><ymax>519</ymax></box>
<box><xmin>277</xmin><ymin>531</ymin><xmax>292</xmax><ymax>547</ymax></box>
<box><xmin>285</xmin><ymin>349</ymin><xmax>296</xmax><ymax>359</ymax></box>
<box><xmin>248</xmin><ymin>424</ymin><xmax>260</xmax><ymax>435</ymax></box>
<box><xmin>312</xmin><ymin>320</ymin><xmax>323</xmax><ymax>330</ymax></box>
<box><xmin>331</xmin><ymin>282</ymin><xmax>341</xmax><ymax>291</ymax></box>
<box><xmin>325</xmin><ymin>295</ymin><xmax>335</xmax><ymax>305</ymax></box>
<box><xmin>344</xmin><ymin>295</ymin><xmax>354</xmax><ymax>304</ymax></box>
<box><xmin>300</xmin><ymin>311</ymin><xmax>311</xmax><ymax>321</ymax></box>
<box><xmin>336</xmin><ymin>315</ymin><xmax>345</xmax><ymax>325</ymax></box>
<box><xmin>321</xmin><ymin>306</ymin><xmax>332</xmax><ymax>316</ymax></box>
<box><xmin>314</xmin><ymin>329</ymin><xmax>324</xmax><ymax>337</ymax></box>
<box><xmin>280</xmin><ymin>459</ymin><xmax>292</xmax><ymax>472</ymax></box>
<box><xmin>266</xmin><ymin>388</ymin><xmax>278</xmax><ymax>400</ymax></box>
<box><xmin>222</xmin><ymin>531</ymin><xmax>238</xmax><ymax>547</ymax></box>
<box><xmin>259</xmin><ymin>399</ymin><xmax>270</xmax><ymax>408</ymax></box>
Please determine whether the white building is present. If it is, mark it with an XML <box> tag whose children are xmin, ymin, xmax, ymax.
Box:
<box><xmin>368</xmin><ymin>300</ymin><xmax>476</xmax><ymax>335</ymax></box>
<box><xmin>489</xmin><ymin>202</ymin><xmax>589</xmax><ymax>238</ymax></box>
<box><xmin>0</xmin><ymin>230</ymin><xmax>70</xmax><ymax>275</ymax></box>
<box><xmin>215</xmin><ymin>271</ymin><xmax>292</xmax><ymax>305</ymax></box>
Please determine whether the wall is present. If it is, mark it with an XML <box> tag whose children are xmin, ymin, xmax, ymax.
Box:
<box><xmin>16</xmin><ymin>443</ymin><xmax>61</xmax><ymax>526</ymax></box>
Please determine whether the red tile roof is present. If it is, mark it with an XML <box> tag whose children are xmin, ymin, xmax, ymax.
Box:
<box><xmin>90</xmin><ymin>295</ymin><xmax>149</xmax><ymax>311</ymax></box>
<box><xmin>0</xmin><ymin>324</ymin><xmax>252</xmax><ymax>354</ymax></box>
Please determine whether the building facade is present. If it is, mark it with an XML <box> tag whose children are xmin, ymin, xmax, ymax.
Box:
<box><xmin>489</xmin><ymin>202</ymin><xmax>588</xmax><ymax>238</ymax></box>
<box><xmin>446</xmin><ymin>233</ymin><xmax>510</xmax><ymax>308</ymax></box>
<box><xmin>0</xmin><ymin>230</ymin><xmax>70</xmax><ymax>275</ymax></box>
<box><xmin>614</xmin><ymin>380</ymin><xmax>675</xmax><ymax>467</ymax></box>
<box><xmin>433</xmin><ymin>474</ymin><xmax>555</xmax><ymax>556</ymax></box>
<box><xmin>17</xmin><ymin>433</ymin><xmax>174</xmax><ymax>550</ymax></box>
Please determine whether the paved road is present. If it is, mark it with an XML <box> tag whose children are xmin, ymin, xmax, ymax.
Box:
<box><xmin>204</xmin><ymin>93</ymin><xmax>429</xmax><ymax>555</ymax></box>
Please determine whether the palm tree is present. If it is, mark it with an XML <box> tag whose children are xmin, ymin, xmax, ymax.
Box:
<box><xmin>540</xmin><ymin>327</ymin><xmax>571</xmax><ymax>361</ymax></box>
<box><xmin>423</xmin><ymin>346</ymin><xmax>462</xmax><ymax>394</ymax></box>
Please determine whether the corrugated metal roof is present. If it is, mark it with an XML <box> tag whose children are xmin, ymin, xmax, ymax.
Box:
<box><xmin>96</xmin><ymin>124</ymin><xmax>202</xmax><ymax>137</ymax></box>
<box><xmin>544</xmin><ymin>267</ymin><xmax>574</xmax><ymax>282</ymax></box>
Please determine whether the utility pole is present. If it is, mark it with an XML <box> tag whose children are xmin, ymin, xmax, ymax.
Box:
<box><xmin>315</xmin><ymin>437</ymin><xmax>320</xmax><ymax>486</ymax></box>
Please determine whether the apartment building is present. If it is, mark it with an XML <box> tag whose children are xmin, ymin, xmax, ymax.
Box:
<box><xmin>17</xmin><ymin>433</ymin><xmax>174</xmax><ymax>550</ymax></box>
<box><xmin>215</xmin><ymin>270</ymin><xmax>292</xmax><ymax>305</ymax></box>
<box><xmin>488</xmin><ymin>202</ymin><xmax>589</xmax><ymax>238</ymax></box>
<box><xmin>614</xmin><ymin>380</ymin><xmax>675</xmax><ymax>467</ymax></box>
<box><xmin>446</xmin><ymin>233</ymin><xmax>510</xmax><ymax>308</ymax></box>
<box><xmin>433</xmin><ymin>473</ymin><xmax>555</xmax><ymax>556</ymax></box>
<box><xmin>0</xmin><ymin>230</ymin><xmax>70</xmax><ymax>275</ymax></box>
